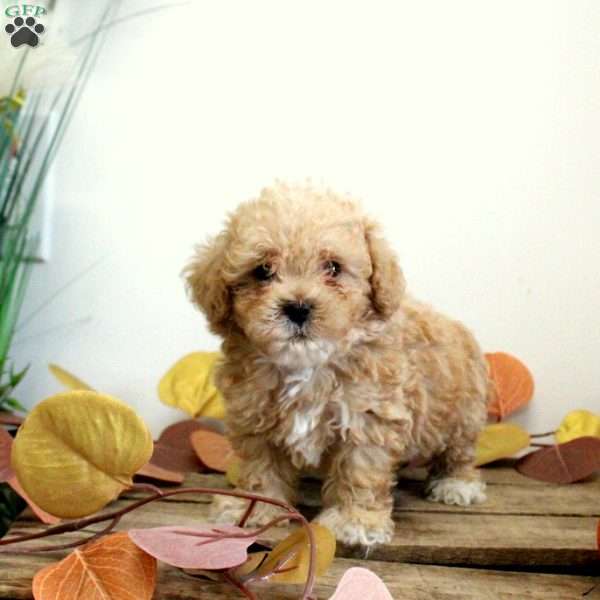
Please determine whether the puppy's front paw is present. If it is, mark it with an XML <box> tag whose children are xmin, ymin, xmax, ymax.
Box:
<box><xmin>315</xmin><ymin>506</ymin><xmax>393</xmax><ymax>547</ymax></box>
<box><xmin>245</xmin><ymin>502</ymin><xmax>286</xmax><ymax>528</ymax></box>
<box><xmin>426</xmin><ymin>477</ymin><xmax>486</xmax><ymax>506</ymax></box>
<box><xmin>209</xmin><ymin>494</ymin><xmax>248</xmax><ymax>524</ymax></box>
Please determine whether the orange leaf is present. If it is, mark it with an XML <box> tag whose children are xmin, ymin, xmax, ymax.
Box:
<box><xmin>190</xmin><ymin>430</ymin><xmax>237</xmax><ymax>472</ymax></box>
<box><xmin>485</xmin><ymin>352</ymin><xmax>534</xmax><ymax>420</ymax></box>
<box><xmin>32</xmin><ymin>532</ymin><xmax>156</xmax><ymax>600</ymax></box>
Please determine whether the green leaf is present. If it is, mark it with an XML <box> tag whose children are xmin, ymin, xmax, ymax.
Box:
<box><xmin>9</xmin><ymin>364</ymin><xmax>28</xmax><ymax>388</ymax></box>
<box><xmin>3</xmin><ymin>398</ymin><xmax>27</xmax><ymax>413</ymax></box>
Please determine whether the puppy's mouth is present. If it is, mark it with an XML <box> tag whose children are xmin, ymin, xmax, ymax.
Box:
<box><xmin>289</xmin><ymin>328</ymin><xmax>309</xmax><ymax>341</ymax></box>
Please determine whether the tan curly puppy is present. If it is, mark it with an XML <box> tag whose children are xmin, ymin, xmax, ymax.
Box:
<box><xmin>185</xmin><ymin>182</ymin><xmax>488</xmax><ymax>546</ymax></box>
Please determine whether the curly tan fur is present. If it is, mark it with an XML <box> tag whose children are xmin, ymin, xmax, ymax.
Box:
<box><xmin>185</xmin><ymin>182</ymin><xmax>489</xmax><ymax>546</ymax></box>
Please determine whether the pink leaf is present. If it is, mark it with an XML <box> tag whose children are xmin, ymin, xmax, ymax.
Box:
<box><xmin>128</xmin><ymin>525</ymin><xmax>256</xmax><ymax>570</ymax></box>
<box><xmin>329</xmin><ymin>568</ymin><xmax>393</xmax><ymax>600</ymax></box>
<box><xmin>0</xmin><ymin>428</ymin><xmax>15</xmax><ymax>482</ymax></box>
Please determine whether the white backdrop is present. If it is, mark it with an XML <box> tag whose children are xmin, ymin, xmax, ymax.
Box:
<box><xmin>11</xmin><ymin>0</ymin><xmax>600</xmax><ymax>437</ymax></box>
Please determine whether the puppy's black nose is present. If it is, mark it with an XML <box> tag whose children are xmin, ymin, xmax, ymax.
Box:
<box><xmin>283</xmin><ymin>301</ymin><xmax>312</xmax><ymax>326</ymax></box>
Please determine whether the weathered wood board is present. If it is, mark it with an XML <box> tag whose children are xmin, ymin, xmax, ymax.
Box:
<box><xmin>0</xmin><ymin>464</ymin><xmax>598</xmax><ymax>599</ymax></box>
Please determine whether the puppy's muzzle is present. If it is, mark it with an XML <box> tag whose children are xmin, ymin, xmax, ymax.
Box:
<box><xmin>282</xmin><ymin>301</ymin><xmax>312</xmax><ymax>326</ymax></box>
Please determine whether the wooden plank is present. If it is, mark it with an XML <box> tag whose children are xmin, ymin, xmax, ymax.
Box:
<box><xmin>393</xmin><ymin>480</ymin><xmax>600</xmax><ymax>517</ymax></box>
<box><xmin>2</xmin><ymin>462</ymin><xmax>598</xmax><ymax>600</ymax></box>
<box><xmin>14</xmin><ymin>493</ymin><xmax>595</xmax><ymax>570</ymax></box>
<box><xmin>0</xmin><ymin>531</ymin><xmax>596</xmax><ymax>600</ymax></box>
<box><xmin>125</xmin><ymin>468</ymin><xmax>600</xmax><ymax>518</ymax></box>
<box><xmin>404</xmin><ymin>461</ymin><xmax>600</xmax><ymax>487</ymax></box>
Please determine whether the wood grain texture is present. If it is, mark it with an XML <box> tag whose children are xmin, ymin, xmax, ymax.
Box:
<box><xmin>0</xmin><ymin>545</ymin><xmax>597</xmax><ymax>600</ymax></box>
<box><xmin>1</xmin><ymin>465</ymin><xmax>599</xmax><ymax>598</ymax></box>
<box><xmin>120</xmin><ymin>466</ymin><xmax>600</xmax><ymax>517</ymax></box>
<box><xmin>17</xmin><ymin>495</ymin><xmax>600</xmax><ymax>569</ymax></box>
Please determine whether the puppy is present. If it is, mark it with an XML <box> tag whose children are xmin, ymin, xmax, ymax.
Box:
<box><xmin>185</xmin><ymin>182</ymin><xmax>488</xmax><ymax>546</ymax></box>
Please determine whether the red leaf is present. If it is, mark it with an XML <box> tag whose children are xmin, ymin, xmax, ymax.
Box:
<box><xmin>129</xmin><ymin>525</ymin><xmax>256</xmax><ymax>570</ymax></box>
<box><xmin>0</xmin><ymin>411</ymin><xmax>24</xmax><ymax>426</ymax></box>
<box><xmin>516</xmin><ymin>436</ymin><xmax>600</xmax><ymax>483</ymax></box>
<box><xmin>136</xmin><ymin>461</ymin><xmax>184</xmax><ymax>484</ymax></box>
<box><xmin>0</xmin><ymin>428</ymin><xmax>15</xmax><ymax>482</ymax></box>
<box><xmin>486</xmin><ymin>352</ymin><xmax>534</xmax><ymax>420</ymax></box>
<box><xmin>151</xmin><ymin>420</ymin><xmax>207</xmax><ymax>473</ymax></box>
<box><xmin>32</xmin><ymin>532</ymin><xmax>156</xmax><ymax>600</ymax></box>
<box><xmin>190</xmin><ymin>430</ymin><xmax>237</xmax><ymax>472</ymax></box>
<box><xmin>329</xmin><ymin>567</ymin><xmax>393</xmax><ymax>599</ymax></box>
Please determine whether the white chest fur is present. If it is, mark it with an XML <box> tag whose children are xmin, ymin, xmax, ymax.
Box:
<box><xmin>277</xmin><ymin>367</ymin><xmax>350</xmax><ymax>468</ymax></box>
<box><xmin>286</xmin><ymin>403</ymin><xmax>326</xmax><ymax>467</ymax></box>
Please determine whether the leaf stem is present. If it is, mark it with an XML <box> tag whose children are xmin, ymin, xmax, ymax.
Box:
<box><xmin>530</xmin><ymin>431</ymin><xmax>556</xmax><ymax>438</ymax></box>
<box><xmin>0</xmin><ymin>515</ymin><xmax>121</xmax><ymax>554</ymax></box>
<box><xmin>223</xmin><ymin>570</ymin><xmax>258</xmax><ymax>600</ymax></box>
<box><xmin>0</xmin><ymin>485</ymin><xmax>318</xmax><ymax>600</ymax></box>
<box><xmin>238</xmin><ymin>499</ymin><xmax>257</xmax><ymax>528</ymax></box>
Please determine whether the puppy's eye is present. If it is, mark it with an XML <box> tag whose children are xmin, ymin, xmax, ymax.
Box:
<box><xmin>252</xmin><ymin>263</ymin><xmax>275</xmax><ymax>281</ymax></box>
<box><xmin>324</xmin><ymin>260</ymin><xmax>342</xmax><ymax>278</ymax></box>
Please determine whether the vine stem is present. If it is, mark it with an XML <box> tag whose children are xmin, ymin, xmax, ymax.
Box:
<box><xmin>0</xmin><ymin>486</ymin><xmax>318</xmax><ymax>600</ymax></box>
<box><xmin>223</xmin><ymin>571</ymin><xmax>259</xmax><ymax>600</ymax></box>
<box><xmin>238</xmin><ymin>499</ymin><xmax>257</xmax><ymax>528</ymax></box>
<box><xmin>530</xmin><ymin>431</ymin><xmax>556</xmax><ymax>438</ymax></box>
<box><xmin>0</xmin><ymin>515</ymin><xmax>121</xmax><ymax>555</ymax></box>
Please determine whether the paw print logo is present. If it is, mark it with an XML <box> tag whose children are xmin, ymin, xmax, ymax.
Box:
<box><xmin>5</xmin><ymin>16</ymin><xmax>45</xmax><ymax>48</ymax></box>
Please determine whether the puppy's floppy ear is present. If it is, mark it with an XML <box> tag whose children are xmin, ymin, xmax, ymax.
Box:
<box><xmin>184</xmin><ymin>232</ymin><xmax>232</xmax><ymax>335</ymax></box>
<box><xmin>364</xmin><ymin>220</ymin><xmax>406</xmax><ymax>318</ymax></box>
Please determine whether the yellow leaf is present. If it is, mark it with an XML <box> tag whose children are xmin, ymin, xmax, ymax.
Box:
<box><xmin>11</xmin><ymin>391</ymin><xmax>153</xmax><ymax>518</ymax></box>
<box><xmin>158</xmin><ymin>352</ymin><xmax>225</xmax><ymax>419</ymax></box>
<box><xmin>225</xmin><ymin>457</ymin><xmax>241</xmax><ymax>486</ymax></box>
<box><xmin>258</xmin><ymin>523</ymin><xmax>336</xmax><ymax>584</ymax></box>
<box><xmin>556</xmin><ymin>410</ymin><xmax>600</xmax><ymax>444</ymax></box>
<box><xmin>48</xmin><ymin>364</ymin><xmax>94</xmax><ymax>391</ymax></box>
<box><xmin>232</xmin><ymin>551</ymin><xmax>268</xmax><ymax>578</ymax></box>
<box><xmin>475</xmin><ymin>423</ymin><xmax>531</xmax><ymax>466</ymax></box>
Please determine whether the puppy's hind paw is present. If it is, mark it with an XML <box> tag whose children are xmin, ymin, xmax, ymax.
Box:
<box><xmin>426</xmin><ymin>477</ymin><xmax>486</xmax><ymax>506</ymax></box>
